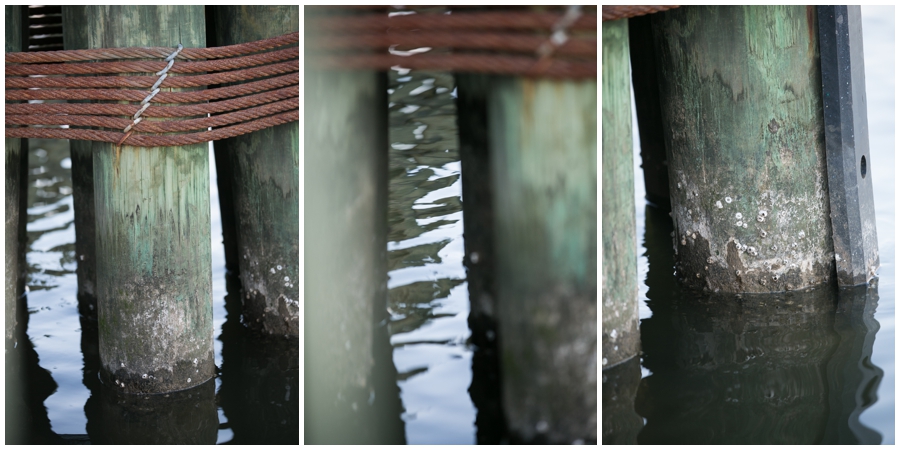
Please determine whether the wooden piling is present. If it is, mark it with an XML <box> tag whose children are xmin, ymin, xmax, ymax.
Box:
<box><xmin>305</xmin><ymin>6</ymin><xmax>390</xmax><ymax>443</ymax></box>
<box><xmin>62</xmin><ymin>6</ymin><xmax>214</xmax><ymax>393</ymax></box>
<box><xmin>5</xmin><ymin>5</ymin><xmax>22</xmax><ymax>347</ymax></box>
<box><xmin>211</xmin><ymin>6</ymin><xmax>299</xmax><ymax>337</ymax></box>
<box><xmin>652</xmin><ymin>6</ymin><xmax>834</xmax><ymax>293</ymax></box>
<box><xmin>601</xmin><ymin>19</ymin><xmax>640</xmax><ymax>370</ymax></box>
<box><xmin>456</xmin><ymin>72</ymin><xmax>597</xmax><ymax>441</ymax></box>
<box><xmin>60</xmin><ymin>14</ymin><xmax>97</xmax><ymax>314</ymax></box>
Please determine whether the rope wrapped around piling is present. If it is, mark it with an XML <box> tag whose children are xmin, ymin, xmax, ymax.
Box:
<box><xmin>5</xmin><ymin>32</ymin><xmax>299</xmax><ymax>147</ymax></box>
<box><xmin>305</xmin><ymin>5</ymin><xmax>597</xmax><ymax>79</ymax></box>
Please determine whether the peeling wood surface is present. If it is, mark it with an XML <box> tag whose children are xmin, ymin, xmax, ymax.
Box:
<box><xmin>489</xmin><ymin>75</ymin><xmax>597</xmax><ymax>442</ymax></box>
<box><xmin>652</xmin><ymin>6</ymin><xmax>835</xmax><ymax>293</ymax></box>
<box><xmin>602</xmin><ymin>19</ymin><xmax>640</xmax><ymax>369</ymax></box>
<box><xmin>65</xmin><ymin>6</ymin><xmax>215</xmax><ymax>393</ymax></box>
<box><xmin>213</xmin><ymin>6</ymin><xmax>299</xmax><ymax>337</ymax></box>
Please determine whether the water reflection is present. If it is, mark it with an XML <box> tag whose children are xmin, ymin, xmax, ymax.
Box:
<box><xmin>614</xmin><ymin>204</ymin><xmax>885</xmax><ymax>445</ymax></box>
<box><xmin>386</xmin><ymin>68</ymin><xmax>476</xmax><ymax>444</ymax></box>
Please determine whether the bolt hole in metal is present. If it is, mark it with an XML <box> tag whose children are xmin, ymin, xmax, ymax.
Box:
<box><xmin>861</xmin><ymin>154</ymin><xmax>867</xmax><ymax>178</ymax></box>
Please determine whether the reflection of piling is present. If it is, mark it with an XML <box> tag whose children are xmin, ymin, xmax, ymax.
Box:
<box><xmin>457</xmin><ymin>70</ymin><xmax>597</xmax><ymax>442</ymax></box>
<box><xmin>601</xmin><ymin>18</ymin><xmax>640</xmax><ymax>372</ymax></box>
<box><xmin>651</xmin><ymin>6</ymin><xmax>834</xmax><ymax>293</ymax></box>
<box><xmin>61</xmin><ymin>6</ymin><xmax>215</xmax><ymax>394</ymax></box>
<box><xmin>304</xmin><ymin>6</ymin><xmax>392</xmax><ymax>443</ymax></box>
<box><xmin>61</xmin><ymin>12</ymin><xmax>98</xmax><ymax>313</ymax></box>
<box><xmin>91</xmin><ymin>380</ymin><xmax>217</xmax><ymax>444</ymax></box>
<box><xmin>5</xmin><ymin>5</ymin><xmax>23</xmax><ymax>347</ymax></box>
<box><xmin>211</xmin><ymin>6</ymin><xmax>299</xmax><ymax>337</ymax></box>
<box><xmin>602</xmin><ymin>355</ymin><xmax>643</xmax><ymax>444</ymax></box>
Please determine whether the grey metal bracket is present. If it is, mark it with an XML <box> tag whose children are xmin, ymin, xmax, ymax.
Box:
<box><xmin>817</xmin><ymin>5</ymin><xmax>879</xmax><ymax>286</ymax></box>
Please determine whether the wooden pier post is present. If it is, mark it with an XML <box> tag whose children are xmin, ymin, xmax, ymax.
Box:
<box><xmin>304</xmin><ymin>6</ymin><xmax>392</xmax><ymax>443</ymax></box>
<box><xmin>601</xmin><ymin>18</ymin><xmax>640</xmax><ymax>370</ymax></box>
<box><xmin>458</xmin><ymin>73</ymin><xmax>597</xmax><ymax>442</ymax></box>
<box><xmin>211</xmin><ymin>6</ymin><xmax>299</xmax><ymax>337</ymax></box>
<box><xmin>652</xmin><ymin>6</ymin><xmax>834</xmax><ymax>293</ymax></box>
<box><xmin>61</xmin><ymin>6</ymin><xmax>214</xmax><ymax>393</ymax></box>
<box><xmin>5</xmin><ymin>5</ymin><xmax>22</xmax><ymax>347</ymax></box>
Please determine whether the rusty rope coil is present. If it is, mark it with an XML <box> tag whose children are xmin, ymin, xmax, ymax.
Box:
<box><xmin>5</xmin><ymin>31</ymin><xmax>299</xmax><ymax>147</ymax></box>
<box><xmin>601</xmin><ymin>5</ymin><xmax>680</xmax><ymax>22</ymax></box>
<box><xmin>305</xmin><ymin>6</ymin><xmax>596</xmax><ymax>79</ymax></box>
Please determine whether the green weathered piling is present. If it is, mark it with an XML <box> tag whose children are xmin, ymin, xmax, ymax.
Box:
<box><xmin>652</xmin><ymin>6</ymin><xmax>834</xmax><ymax>293</ymax></box>
<box><xmin>62</xmin><ymin>6</ymin><xmax>214</xmax><ymax>393</ymax></box>
<box><xmin>457</xmin><ymin>71</ymin><xmax>597</xmax><ymax>441</ymax></box>
<box><xmin>601</xmin><ymin>19</ymin><xmax>640</xmax><ymax>370</ymax></box>
<box><xmin>5</xmin><ymin>5</ymin><xmax>22</xmax><ymax>347</ymax></box>
<box><xmin>305</xmin><ymin>6</ymin><xmax>391</xmax><ymax>443</ymax></box>
<box><xmin>212</xmin><ymin>6</ymin><xmax>299</xmax><ymax>337</ymax></box>
<box><xmin>61</xmin><ymin>13</ymin><xmax>97</xmax><ymax>313</ymax></box>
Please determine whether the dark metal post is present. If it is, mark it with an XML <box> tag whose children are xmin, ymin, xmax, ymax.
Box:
<box><xmin>817</xmin><ymin>5</ymin><xmax>879</xmax><ymax>286</ymax></box>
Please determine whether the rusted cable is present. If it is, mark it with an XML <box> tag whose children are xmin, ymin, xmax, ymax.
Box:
<box><xmin>7</xmin><ymin>87</ymin><xmax>298</xmax><ymax>118</ymax></box>
<box><xmin>5</xmin><ymin>61</ymin><xmax>297</xmax><ymax>89</ymax></box>
<box><xmin>6</xmin><ymin>98</ymin><xmax>298</xmax><ymax>133</ymax></box>
<box><xmin>6</xmin><ymin>47</ymin><xmax>298</xmax><ymax>76</ymax></box>
<box><xmin>6</xmin><ymin>31</ymin><xmax>299</xmax><ymax>147</ymax></box>
<box><xmin>309</xmin><ymin>53</ymin><xmax>595</xmax><ymax>79</ymax></box>
<box><xmin>6</xmin><ymin>31</ymin><xmax>299</xmax><ymax>63</ymax></box>
<box><xmin>5</xmin><ymin>110</ymin><xmax>298</xmax><ymax>147</ymax></box>
<box><xmin>305</xmin><ymin>6</ymin><xmax>597</xmax><ymax>79</ymax></box>
<box><xmin>7</xmin><ymin>73</ymin><xmax>299</xmax><ymax>103</ymax></box>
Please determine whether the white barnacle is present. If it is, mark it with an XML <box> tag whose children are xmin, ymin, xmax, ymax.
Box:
<box><xmin>707</xmin><ymin>256</ymin><xmax>715</xmax><ymax>264</ymax></box>
<box><xmin>798</xmin><ymin>230</ymin><xmax>806</xmax><ymax>239</ymax></box>
<box><xmin>284</xmin><ymin>276</ymin><xmax>290</xmax><ymax>282</ymax></box>
<box><xmin>773</xmin><ymin>274</ymin><xmax>780</xmax><ymax>281</ymax></box>
<box><xmin>736</xmin><ymin>220</ymin><xmax>743</xmax><ymax>227</ymax></box>
<box><xmin>677</xmin><ymin>182</ymin><xmax>682</xmax><ymax>190</ymax></box>
<box><xmin>835</xmin><ymin>253</ymin><xmax>842</xmax><ymax>262</ymax></box>
<box><xmin>688</xmin><ymin>209</ymin><xmax>692</xmax><ymax>215</ymax></box>
<box><xmin>735</xmin><ymin>212</ymin><xmax>743</xmax><ymax>219</ymax></box>
<box><xmin>759</xmin><ymin>210</ymin><xmax>768</xmax><ymax>217</ymax></box>
<box><xmin>725</xmin><ymin>196</ymin><xmax>733</xmax><ymax>203</ymax></box>
<box><xmin>142</xmin><ymin>374</ymin><xmax>148</xmax><ymax>379</ymax></box>
<box><xmin>121</xmin><ymin>362</ymin><xmax>125</xmax><ymax>368</ymax></box>
<box><xmin>757</xmin><ymin>215</ymin><xmax>765</xmax><ymax>222</ymax></box>
<box><xmin>716</xmin><ymin>201</ymin><xmax>723</xmax><ymax>209</ymax></box>
<box><xmin>681</xmin><ymin>238</ymin><xmax>687</xmax><ymax>246</ymax></box>
<box><xmin>748</xmin><ymin>246</ymin><xmax>757</xmax><ymax>255</ymax></box>
<box><xmin>735</xmin><ymin>270</ymin><xmax>742</xmax><ymax>277</ymax></box>
<box><xmin>193</xmin><ymin>358</ymin><xmax>198</xmax><ymax>366</ymax></box>
<box><xmin>696</xmin><ymin>273</ymin><xmax>701</xmax><ymax>279</ymax></box>
<box><xmin>691</xmin><ymin>233</ymin><xmax>696</xmax><ymax>240</ymax></box>
<box><xmin>743</xmin><ymin>223</ymin><xmax>748</xmax><ymax>228</ymax></box>
<box><xmin>760</xmin><ymin>230</ymin><xmax>768</xmax><ymax>238</ymax></box>
<box><xmin>277</xmin><ymin>265</ymin><xmax>283</xmax><ymax>271</ymax></box>
<box><xmin>791</xmin><ymin>242</ymin><xmax>798</xmax><ymax>248</ymax></box>
<box><xmin>187</xmin><ymin>378</ymin><xmax>192</xmax><ymax>383</ymax></box>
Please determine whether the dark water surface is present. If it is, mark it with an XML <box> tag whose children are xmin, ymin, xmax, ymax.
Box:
<box><xmin>6</xmin><ymin>140</ymin><xmax>298</xmax><ymax>444</ymax></box>
<box><xmin>608</xmin><ymin>6</ymin><xmax>894</xmax><ymax>445</ymax></box>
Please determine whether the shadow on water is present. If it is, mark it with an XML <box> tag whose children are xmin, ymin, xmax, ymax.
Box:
<box><xmin>603</xmin><ymin>204</ymin><xmax>884</xmax><ymax>445</ymax></box>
